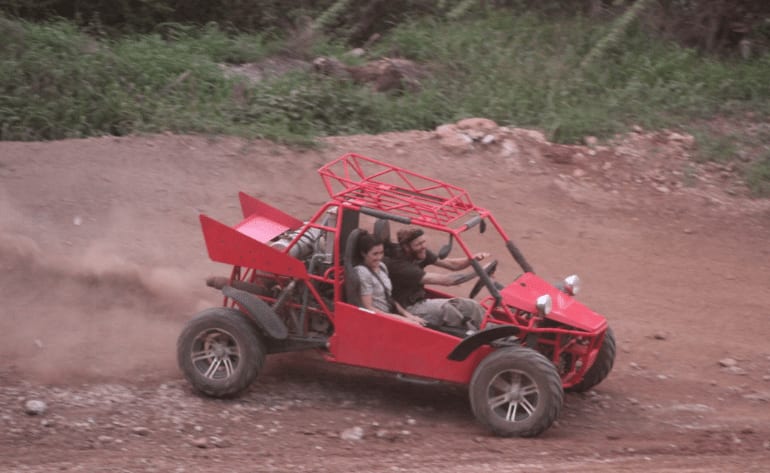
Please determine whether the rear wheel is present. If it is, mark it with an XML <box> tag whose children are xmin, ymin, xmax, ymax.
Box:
<box><xmin>177</xmin><ymin>307</ymin><xmax>265</xmax><ymax>398</ymax></box>
<box><xmin>469</xmin><ymin>346</ymin><xmax>563</xmax><ymax>437</ymax></box>
<box><xmin>568</xmin><ymin>327</ymin><xmax>616</xmax><ymax>393</ymax></box>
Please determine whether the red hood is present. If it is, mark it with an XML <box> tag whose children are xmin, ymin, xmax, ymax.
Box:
<box><xmin>499</xmin><ymin>273</ymin><xmax>607</xmax><ymax>333</ymax></box>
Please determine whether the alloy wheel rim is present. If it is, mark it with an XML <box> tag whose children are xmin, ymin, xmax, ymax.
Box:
<box><xmin>486</xmin><ymin>369</ymin><xmax>540</xmax><ymax>422</ymax></box>
<box><xmin>190</xmin><ymin>328</ymin><xmax>241</xmax><ymax>380</ymax></box>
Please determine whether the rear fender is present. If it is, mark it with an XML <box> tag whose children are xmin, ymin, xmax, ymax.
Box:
<box><xmin>447</xmin><ymin>325</ymin><xmax>520</xmax><ymax>361</ymax></box>
<box><xmin>222</xmin><ymin>285</ymin><xmax>288</xmax><ymax>340</ymax></box>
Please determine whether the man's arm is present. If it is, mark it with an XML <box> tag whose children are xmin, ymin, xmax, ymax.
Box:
<box><xmin>422</xmin><ymin>270</ymin><xmax>478</xmax><ymax>286</ymax></box>
<box><xmin>433</xmin><ymin>252</ymin><xmax>491</xmax><ymax>271</ymax></box>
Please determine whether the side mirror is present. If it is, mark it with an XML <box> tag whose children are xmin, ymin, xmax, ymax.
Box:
<box><xmin>438</xmin><ymin>234</ymin><xmax>453</xmax><ymax>259</ymax></box>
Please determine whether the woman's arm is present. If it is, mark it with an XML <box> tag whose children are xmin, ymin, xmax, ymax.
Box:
<box><xmin>361</xmin><ymin>294</ymin><xmax>424</xmax><ymax>326</ymax></box>
<box><xmin>393</xmin><ymin>301</ymin><xmax>426</xmax><ymax>326</ymax></box>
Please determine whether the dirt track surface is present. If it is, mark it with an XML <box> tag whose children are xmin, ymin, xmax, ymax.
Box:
<box><xmin>1</xmin><ymin>130</ymin><xmax>769</xmax><ymax>472</ymax></box>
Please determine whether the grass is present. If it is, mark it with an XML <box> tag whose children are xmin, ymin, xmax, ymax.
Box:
<box><xmin>745</xmin><ymin>153</ymin><xmax>770</xmax><ymax>197</ymax></box>
<box><xmin>1</xmin><ymin>13</ymin><xmax>769</xmax><ymax>194</ymax></box>
<box><xmin>689</xmin><ymin>128</ymin><xmax>739</xmax><ymax>163</ymax></box>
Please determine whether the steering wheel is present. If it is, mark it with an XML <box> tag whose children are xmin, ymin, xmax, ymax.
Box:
<box><xmin>469</xmin><ymin>259</ymin><xmax>498</xmax><ymax>299</ymax></box>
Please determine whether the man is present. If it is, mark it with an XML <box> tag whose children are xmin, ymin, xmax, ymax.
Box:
<box><xmin>385</xmin><ymin>227</ymin><xmax>490</xmax><ymax>332</ymax></box>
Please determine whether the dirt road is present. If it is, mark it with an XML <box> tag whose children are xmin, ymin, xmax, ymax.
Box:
<box><xmin>1</xmin><ymin>128</ymin><xmax>769</xmax><ymax>472</ymax></box>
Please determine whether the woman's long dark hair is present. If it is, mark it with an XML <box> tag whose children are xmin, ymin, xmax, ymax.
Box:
<box><xmin>356</xmin><ymin>230</ymin><xmax>383</xmax><ymax>265</ymax></box>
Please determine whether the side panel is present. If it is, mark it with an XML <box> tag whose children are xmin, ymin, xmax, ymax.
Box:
<box><xmin>200</xmin><ymin>214</ymin><xmax>308</xmax><ymax>278</ymax></box>
<box><xmin>326</xmin><ymin>303</ymin><xmax>491</xmax><ymax>384</ymax></box>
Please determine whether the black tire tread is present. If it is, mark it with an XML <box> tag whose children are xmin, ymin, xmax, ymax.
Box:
<box><xmin>177</xmin><ymin>307</ymin><xmax>265</xmax><ymax>398</ymax></box>
<box><xmin>568</xmin><ymin>327</ymin><xmax>616</xmax><ymax>393</ymax></box>
<box><xmin>469</xmin><ymin>346</ymin><xmax>563</xmax><ymax>437</ymax></box>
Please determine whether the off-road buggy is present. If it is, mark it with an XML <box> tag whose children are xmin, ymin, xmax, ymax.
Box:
<box><xmin>177</xmin><ymin>153</ymin><xmax>615</xmax><ymax>437</ymax></box>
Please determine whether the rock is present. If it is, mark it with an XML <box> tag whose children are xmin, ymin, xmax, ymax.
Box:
<box><xmin>726</xmin><ymin>366</ymin><xmax>748</xmax><ymax>376</ymax></box>
<box><xmin>132</xmin><ymin>427</ymin><xmax>150</xmax><ymax>436</ymax></box>
<box><xmin>375</xmin><ymin>429</ymin><xmax>398</xmax><ymax>441</ymax></box>
<box><xmin>24</xmin><ymin>399</ymin><xmax>47</xmax><ymax>416</ymax></box>
<box><xmin>573</xmin><ymin>169</ymin><xmax>587</xmax><ymax>178</ymax></box>
<box><xmin>669</xmin><ymin>403</ymin><xmax>713</xmax><ymax>412</ymax></box>
<box><xmin>210</xmin><ymin>436</ymin><xmax>232</xmax><ymax>448</ymax></box>
<box><xmin>481</xmin><ymin>134</ymin><xmax>496</xmax><ymax>145</ymax></box>
<box><xmin>191</xmin><ymin>437</ymin><xmax>209</xmax><ymax>448</ymax></box>
<box><xmin>509</xmin><ymin>128</ymin><xmax>547</xmax><ymax>143</ymax></box>
<box><xmin>346</xmin><ymin>48</ymin><xmax>366</xmax><ymax>58</ymax></box>
<box><xmin>456</xmin><ymin>118</ymin><xmax>498</xmax><ymax>131</ymax></box>
<box><xmin>653</xmin><ymin>332</ymin><xmax>667</xmax><ymax>340</ymax></box>
<box><xmin>434</xmin><ymin>124</ymin><xmax>458</xmax><ymax>139</ymax></box>
<box><xmin>742</xmin><ymin>392</ymin><xmax>770</xmax><ymax>402</ymax></box>
<box><xmin>667</xmin><ymin>132</ymin><xmax>695</xmax><ymax>147</ymax></box>
<box><xmin>97</xmin><ymin>435</ymin><xmax>114</xmax><ymax>444</ymax></box>
<box><xmin>439</xmin><ymin>134</ymin><xmax>474</xmax><ymax>154</ymax></box>
<box><xmin>632</xmin><ymin>125</ymin><xmax>643</xmax><ymax>133</ymax></box>
<box><xmin>499</xmin><ymin>139</ymin><xmax>519</xmax><ymax>158</ymax></box>
<box><xmin>654</xmin><ymin>185</ymin><xmax>670</xmax><ymax>194</ymax></box>
<box><xmin>466</xmin><ymin>129</ymin><xmax>486</xmax><ymax>141</ymax></box>
<box><xmin>719</xmin><ymin>358</ymin><xmax>738</xmax><ymax>368</ymax></box>
<box><xmin>340</xmin><ymin>426</ymin><xmax>364</xmax><ymax>441</ymax></box>
<box><xmin>584</xmin><ymin>136</ymin><xmax>599</xmax><ymax>147</ymax></box>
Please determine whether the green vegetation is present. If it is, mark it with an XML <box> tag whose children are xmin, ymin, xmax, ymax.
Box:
<box><xmin>745</xmin><ymin>154</ymin><xmax>770</xmax><ymax>197</ymax></box>
<box><xmin>1</xmin><ymin>10</ymin><xmax>769</xmax><ymax>194</ymax></box>
<box><xmin>690</xmin><ymin>128</ymin><xmax>739</xmax><ymax>163</ymax></box>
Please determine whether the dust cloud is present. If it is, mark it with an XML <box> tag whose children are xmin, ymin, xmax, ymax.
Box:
<box><xmin>0</xmin><ymin>219</ymin><xmax>205</xmax><ymax>384</ymax></box>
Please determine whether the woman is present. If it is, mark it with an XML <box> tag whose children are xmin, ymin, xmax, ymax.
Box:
<box><xmin>354</xmin><ymin>231</ymin><xmax>425</xmax><ymax>326</ymax></box>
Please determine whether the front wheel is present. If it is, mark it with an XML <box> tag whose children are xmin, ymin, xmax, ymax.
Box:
<box><xmin>469</xmin><ymin>346</ymin><xmax>563</xmax><ymax>437</ymax></box>
<box><xmin>177</xmin><ymin>307</ymin><xmax>265</xmax><ymax>398</ymax></box>
<box><xmin>568</xmin><ymin>326</ymin><xmax>616</xmax><ymax>393</ymax></box>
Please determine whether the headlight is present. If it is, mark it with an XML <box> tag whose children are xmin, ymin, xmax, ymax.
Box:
<box><xmin>536</xmin><ymin>294</ymin><xmax>552</xmax><ymax>317</ymax></box>
<box><xmin>563</xmin><ymin>274</ymin><xmax>581</xmax><ymax>296</ymax></box>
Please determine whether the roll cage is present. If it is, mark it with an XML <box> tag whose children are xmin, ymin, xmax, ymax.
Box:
<box><xmin>199</xmin><ymin>153</ymin><xmax>606</xmax><ymax>387</ymax></box>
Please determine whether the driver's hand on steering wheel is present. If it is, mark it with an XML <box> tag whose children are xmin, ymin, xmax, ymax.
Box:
<box><xmin>473</xmin><ymin>252</ymin><xmax>490</xmax><ymax>261</ymax></box>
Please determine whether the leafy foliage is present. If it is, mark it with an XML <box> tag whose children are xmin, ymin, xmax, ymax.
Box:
<box><xmin>1</xmin><ymin>8</ymin><xmax>769</xmax><ymax>195</ymax></box>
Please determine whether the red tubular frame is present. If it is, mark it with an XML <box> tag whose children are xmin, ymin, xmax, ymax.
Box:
<box><xmin>198</xmin><ymin>153</ymin><xmax>609</xmax><ymax>388</ymax></box>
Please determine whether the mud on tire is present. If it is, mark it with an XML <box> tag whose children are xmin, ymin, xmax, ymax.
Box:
<box><xmin>469</xmin><ymin>346</ymin><xmax>563</xmax><ymax>437</ymax></box>
<box><xmin>177</xmin><ymin>307</ymin><xmax>265</xmax><ymax>398</ymax></box>
<box><xmin>568</xmin><ymin>326</ymin><xmax>616</xmax><ymax>393</ymax></box>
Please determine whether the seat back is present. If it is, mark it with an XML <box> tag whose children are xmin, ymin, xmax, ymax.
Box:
<box><xmin>373</xmin><ymin>218</ymin><xmax>397</xmax><ymax>258</ymax></box>
<box><xmin>344</xmin><ymin>228</ymin><xmax>364</xmax><ymax>307</ymax></box>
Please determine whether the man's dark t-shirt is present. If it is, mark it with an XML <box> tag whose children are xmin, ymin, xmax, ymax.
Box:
<box><xmin>385</xmin><ymin>249</ymin><xmax>438</xmax><ymax>308</ymax></box>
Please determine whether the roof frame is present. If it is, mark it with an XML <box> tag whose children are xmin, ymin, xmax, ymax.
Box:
<box><xmin>318</xmin><ymin>153</ymin><xmax>478</xmax><ymax>227</ymax></box>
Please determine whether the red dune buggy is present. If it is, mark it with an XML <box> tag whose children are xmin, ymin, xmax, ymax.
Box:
<box><xmin>177</xmin><ymin>153</ymin><xmax>615</xmax><ymax>437</ymax></box>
